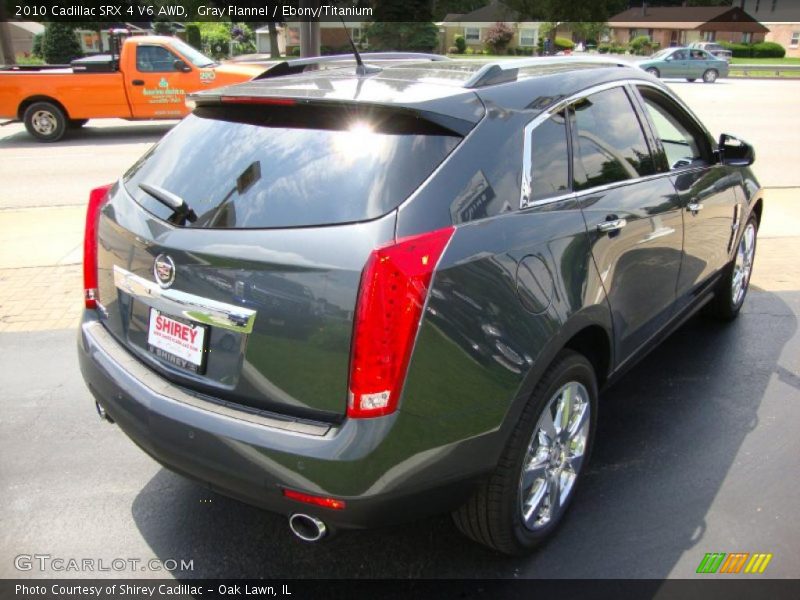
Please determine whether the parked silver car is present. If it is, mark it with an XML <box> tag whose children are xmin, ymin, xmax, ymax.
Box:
<box><xmin>688</xmin><ymin>42</ymin><xmax>733</xmax><ymax>62</ymax></box>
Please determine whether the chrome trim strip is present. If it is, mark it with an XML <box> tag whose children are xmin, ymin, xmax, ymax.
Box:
<box><xmin>84</xmin><ymin>320</ymin><xmax>329</xmax><ymax>437</ymax></box>
<box><xmin>113</xmin><ymin>265</ymin><xmax>257</xmax><ymax>334</ymax></box>
<box><xmin>519</xmin><ymin>79</ymin><xmax>711</xmax><ymax>210</ymax></box>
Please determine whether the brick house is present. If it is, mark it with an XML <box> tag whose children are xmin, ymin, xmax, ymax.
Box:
<box><xmin>438</xmin><ymin>1</ymin><xmax>542</xmax><ymax>53</ymax></box>
<box><xmin>740</xmin><ymin>0</ymin><xmax>800</xmax><ymax>57</ymax></box>
<box><xmin>608</xmin><ymin>6</ymin><xmax>768</xmax><ymax>49</ymax></box>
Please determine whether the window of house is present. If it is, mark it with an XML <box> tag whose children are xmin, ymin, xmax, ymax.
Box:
<box><xmin>742</xmin><ymin>32</ymin><xmax>753</xmax><ymax>43</ymax></box>
<box><xmin>570</xmin><ymin>87</ymin><xmax>655</xmax><ymax>191</ymax></box>
<box><xmin>352</xmin><ymin>27</ymin><xmax>362</xmax><ymax>42</ymax></box>
<box><xmin>465</xmin><ymin>27</ymin><xmax>480</xmax><ymax>42</ymax></box>
<box><xmin>519</xmin><ymin>29</ymin><xmax>536</xmax><ymax>46</ymax></box>
<box><xmin>791</xmin><ymin>31</ymin><xmax>800</xmax><ymax>47</ymax></box>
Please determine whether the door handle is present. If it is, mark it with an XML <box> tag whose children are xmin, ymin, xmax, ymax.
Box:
<box><xmin>596</xmin><ymin>219</ymin><xmax>627</xmax><ymax>233</ymax></box>
<box><xmin>687</xmin><ymin>202</ymin><xmax>704</xmax><ymax>214</ymax></box>
<box><xmin>131</xmin><ymin>79</ymin><xmax>145</xmax><ymax>86</ymax></box>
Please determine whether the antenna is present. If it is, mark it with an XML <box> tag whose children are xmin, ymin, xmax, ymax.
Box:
<box><xmin>338</xmin><ymin>17</ymin><xmax>378</xmax><ymax>76</ymax></box>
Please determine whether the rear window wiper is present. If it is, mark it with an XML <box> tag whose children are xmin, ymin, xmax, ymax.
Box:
<box><xmin>139</xmin><ymin>183</ymin><xmax>197</xmax><ymax>225</ymax></box>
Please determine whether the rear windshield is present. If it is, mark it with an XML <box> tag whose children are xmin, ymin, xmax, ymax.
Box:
<box><xmin>123</xmin><ymin>105</ymin><xmax>462</xmax><ymax>229</ymax></box>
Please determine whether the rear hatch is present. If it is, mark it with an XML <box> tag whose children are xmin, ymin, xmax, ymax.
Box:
<box><xmin>94</xmin><ymin>100</ymin><xmax>465</xmax><ymax>421</ymax></box>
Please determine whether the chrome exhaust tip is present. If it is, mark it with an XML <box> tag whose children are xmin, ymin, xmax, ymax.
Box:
<box><xmin>288</xmin><ymin>513</ymin><xmax>327</xmax><ymax>542</ymax></box>
<box><xmin>95</xmin><ymin>401</ymin><xmax>114</xmax><ymax>423</ymax></box>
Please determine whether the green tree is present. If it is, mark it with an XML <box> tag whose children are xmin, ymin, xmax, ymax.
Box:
<box><xmin>31</xmin><ymin>32</ymin><xmax>44</xmax><ymax>58</ymax></box>
<box><xmin>42</xmin><ymin>23</ymin><xmax>83</xmax><ymax>64</ymax></box>
<box><xmin>152</xmin><ymin>19</ymin><xmax>174</xmax><ymax>36</ymax></box>
<box><xmin>365</xmin><ymin>22</ymin><xmax>440</xmax><ymax>52</ymax></box>
<box><xmin>186</xmin><ymin>24</ymin><xmax>202</xmax><ymax>50</ymax></box>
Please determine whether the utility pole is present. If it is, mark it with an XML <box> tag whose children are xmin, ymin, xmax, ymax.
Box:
<box><xmin>299</xmin><ymin>0</ymin><xmax>320</xmax><ymax>57</ymax></box>
<box><xmin>0</xmin><ymin>2</ymin><xmax>17</xmax><ymax>65</ymax></box>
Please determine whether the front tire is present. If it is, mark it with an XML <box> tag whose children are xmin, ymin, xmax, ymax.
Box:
<box><xmin>703</xmin><ymin>69</ymin><xmax>718</xmax><ymax>83</ymax></box>
<box><xmin>646</xmin><ymin>67</ymin><xmax>660</xmax><ymax>78</ymax></box>
<box><xmin>23</xmin><ymin>101</ymin><xmax>67</xmax><ymax>142</ymax></box>
<box><xmin>452</xmin><ymin>350</ymin><xmax>598</xmax><ymax>555</ymax></box>
<box><xmin>708</xmin><ymin>216</ymin><xmax>758</xmax><ymax>320</ymax></box>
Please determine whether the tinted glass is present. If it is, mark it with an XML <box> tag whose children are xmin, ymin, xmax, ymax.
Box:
<box><xmin>571</xmin><ymin>87</ymin><xmax>655</xmax><ymax>191</ymax></box>
<box><xmin>672</xmin><ymin>50</ymin><xmax>687</xmax><ymax>60</ymax></box>
<box><xmin>124</xmin><ymin>107</ymin><xmax>461</xmax><ymax>229</ymax></box>
<box><xmin>136</xmin><ymin>46</ymin><xmax>178</xmax><ymax>72</ymax></box>
<box><xmin>639</xmin><ymin>90</ymin><xmax>706</xmax><ymax>170</ymax></box>
<box><xmin>530</xmin><ymin>111</ymin><xmax>569</xmax><ymax>201</ymax></box>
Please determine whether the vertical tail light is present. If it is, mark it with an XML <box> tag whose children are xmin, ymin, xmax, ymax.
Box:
<box><xmin>347</xmin><ymin>226</ymin><xmax>455</xmax><ymax>418</ymax></box>
<box><xmin>83</xmin><ymin>184</ymin><xmax>113</xmax><ymax>309</ymax></box>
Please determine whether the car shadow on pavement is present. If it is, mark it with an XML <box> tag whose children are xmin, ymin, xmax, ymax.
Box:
<box><xmin>131</xmin><ymin>287</ymin><xmax>796</xmax><ymax>579</ymax></box>
<box><xmin>0</xmin><ymin>123</ymin><xmax>176</xmax><ymax>149</ymax></box>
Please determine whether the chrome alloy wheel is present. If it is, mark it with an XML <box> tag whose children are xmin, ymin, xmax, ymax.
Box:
<box><xmin>518</xmin><ymin>381</ymin><xmax>591</xmax><ymax>530</ymax></box>
<box><xmin>31</xmin><ymin>110</ymin><xmax>57</xmax><ymax>136</ymax></box>
<box><xmin>732</xmin><ymin>221</ymin><xmax>756</xmax><ymax>306</ymax></box>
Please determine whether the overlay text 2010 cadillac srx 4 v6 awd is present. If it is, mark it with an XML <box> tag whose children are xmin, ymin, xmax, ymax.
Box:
<box><xmin>78</xmin><ymin>55</ymin><xmax>762</xmax><ymax>554</ymax></box>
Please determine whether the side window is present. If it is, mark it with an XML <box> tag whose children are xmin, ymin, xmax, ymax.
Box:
<box><xmin>638</xmin><ymin>89</ymin><xmax>708</xmax><ymax>171</ymax></box>
<box><xmin>570</xmin><ymin>87</ymin><xmax>655</xmax><ymax>192</ymax></box>
<box><xmin>136</xmin><ymin>46</ymin><xmax>179</xmax><ymax>72</ymax></box>
<box><xmin>529</xmin><ymin>110</ymin><xmax>570</xmax><ymax>202</ymax></box>
<box><xmin>673</xmin><ymin>50</ymin><xmax>687</xmax><ymax>60</ymax></box>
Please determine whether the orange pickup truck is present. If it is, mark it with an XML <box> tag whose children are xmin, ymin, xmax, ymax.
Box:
<box><xmin>0</xmin><ymin>34</ymin><xmax>267</xmax><ymax>141</ymax></box>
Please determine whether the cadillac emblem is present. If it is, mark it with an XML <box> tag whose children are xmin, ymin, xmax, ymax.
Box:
<box><xmin>153</xmin><ymin>254</ymin><xmax>176</xmax><ymax>289</ymax></box>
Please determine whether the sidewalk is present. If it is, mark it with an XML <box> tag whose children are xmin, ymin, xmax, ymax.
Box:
<box><xmin>0</xmin><ymin>189</ymin><xmax>798</xmax><ymax>333</ymax></box>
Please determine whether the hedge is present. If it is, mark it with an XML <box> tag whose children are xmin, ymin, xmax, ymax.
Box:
<box><xmin>719</xmin><ymin>40</ymin><xmax>786</xmax><ymax>58</ymax></box>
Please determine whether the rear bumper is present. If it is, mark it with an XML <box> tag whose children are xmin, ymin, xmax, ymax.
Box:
<box><xmin>77</xmin><ymin>314</ymin><xmax>494</xmax><ymax>529</ymax></box>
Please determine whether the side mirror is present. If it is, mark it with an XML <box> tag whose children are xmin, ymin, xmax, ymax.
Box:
<box><xmin>719</xmin><ymin>133</ymin><xmax>755</xmax><ymax>167</ymax></box>
<box><xmin>174</xmin><ymin>59</ymin><xmax>191</xmax><ymax>73</ymax></box>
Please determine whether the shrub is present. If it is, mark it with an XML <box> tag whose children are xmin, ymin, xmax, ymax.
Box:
<box><xmin>598</xmin><ymin>42</ymin><xmax>612</xmax><ymax>54</ymax></box>
<box><xmin>629</xmin><ymin>35</ymin><xmax>653</xmax><ymax>55</ymax></box>
<box><xmin>447</xmin><ymin>46</ymin><xmax>459</xmax><ymax>54</ymax></box>
<box><xmin>43</xmin><ymin>23</ymin><xmax>83</xmax><ymax>64</ymax></box>
<box><xmin>454</xmin><ymin>35</ymin><xmax>466</xmax><ymax>54</ymax></box>
<box><xmin>484</xmin><ymin>22</ymin><xmax>513</xmax><ymax>54</ymax></box>
<box><xmin>186</xmin><ymin>24</ymin><xmax>202</xmax><ymax>50</ymax></box>
<box><xmin>516</xmin><ymin>46</ymin><xmax>534</xmax><ymax>56</ymax></box>
<box><xmin>289</xmin><ymin>47</ymin><xmax>301</xmax><ymax>57</ymax></box>
<box><xmin>152</xmin><ymin>19</ymin><xmax>173</xmax><ymax>36</ymax></box>
<box><xmin>719</xmin><ymin>41</ymin><xmax>752</xmax><ymax>58</ymax></box>
<box><xmin>751</xmin><ymin>41</ymin><xmax>785</xmax><ymax>58</ymax></box>
<box><xmin>554</xmin><ymin>37</ymin><xmax>575</xmax><ymax>51</ymax></box>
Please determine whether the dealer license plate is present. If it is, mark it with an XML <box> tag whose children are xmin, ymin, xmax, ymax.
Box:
<box><xmin>147</xmin><ymin>308</ymin><xmax>207</xmax><ymax>374</ymax></box>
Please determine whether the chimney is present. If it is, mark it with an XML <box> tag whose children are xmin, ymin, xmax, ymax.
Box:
<box><xmin>642</xmin><ymin>2</ymin><xmax>648</xmax><ymax>17</ymax></box>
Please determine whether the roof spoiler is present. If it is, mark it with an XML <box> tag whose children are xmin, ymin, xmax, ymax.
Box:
<box><xmin>463</xmin><ymin>56</ymin><xmax>631</xmax><ymax>89</ymax></box>
<box><xmin>252</xmin><ymin>52</ymin><xmax>451</xmax><ymax>80</ymax></box>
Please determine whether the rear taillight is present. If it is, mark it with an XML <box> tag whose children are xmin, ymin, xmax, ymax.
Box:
<box><xmin>83</xmin><ymin>184</ymin><xmax>113</xmax><ymax>309</ymax></box>
<box><xmin>347</xmin><ymin>226</ymin><xmax>455</xmax><ymax>418</ymax></box>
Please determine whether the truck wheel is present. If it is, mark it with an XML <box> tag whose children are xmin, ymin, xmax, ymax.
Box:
<box><xmin>23</xmin><ymin>101</ymin><xmax>67</xmax><ymax>142</ymax></box>
<box><xmin>452</xmin><ymin>350</ymin><xmax>598</xmax><ymax>555</ymax></box>
<box><xmin>68</xmin><ymin>119</ymin><xmax>89</xmax><ymax>129</ymax></box>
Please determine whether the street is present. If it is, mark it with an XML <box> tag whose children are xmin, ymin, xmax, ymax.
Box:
<box><xmin>1</xmin><ymin>78</ymin><xmax>799</xmax><ymax>579</ymax></box>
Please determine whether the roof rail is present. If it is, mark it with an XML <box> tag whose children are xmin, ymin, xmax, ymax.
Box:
<box><xmin>252</xmin><ymin>52</ymin><xmax>450</xmax><ymax>79</ymax></box>
<box><xmin>463</xmin><ymin>56</ymin><xmax>631</xmax><ymax>89</ymax></box>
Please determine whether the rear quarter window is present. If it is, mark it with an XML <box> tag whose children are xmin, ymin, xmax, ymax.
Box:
<box><xmin>123</xmin><ymin>105</ymin><xmax>462</xmax><ymax>229</ymax></box>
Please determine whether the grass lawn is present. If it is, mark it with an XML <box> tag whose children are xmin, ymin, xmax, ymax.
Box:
<box><xmin>730</xmin><ymin>56</ymin><xmax>800</xmax><ymax>64</ymax></box>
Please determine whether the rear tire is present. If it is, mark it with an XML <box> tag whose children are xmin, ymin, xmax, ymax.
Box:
<box><xmin>686</xmin><ymin>78</ymin><xmax>696</xmax><ymax>82</ymax></box>
<box><xmin>452</xmin><ymin>350</ymin><xmax>598</xmax><ymax>555</ymax></box>
<box><xmin>708</xmin><ymin>215</ymin><xmax>758</xmax><ymax>320</ymax></box>
<box><xmin>646</xmin><ymin>68</ymin><xmax>660</xmax><ymax>78</ymax></box>
<box><xmin>23</xmin><ymin>101</ymin><xmax>67</xmax><ymax>142</ymax></box>
<box><xmin>703</xmin><ymin>69</ymin><xmax>718</xmax><ymax>83</ymax></box>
